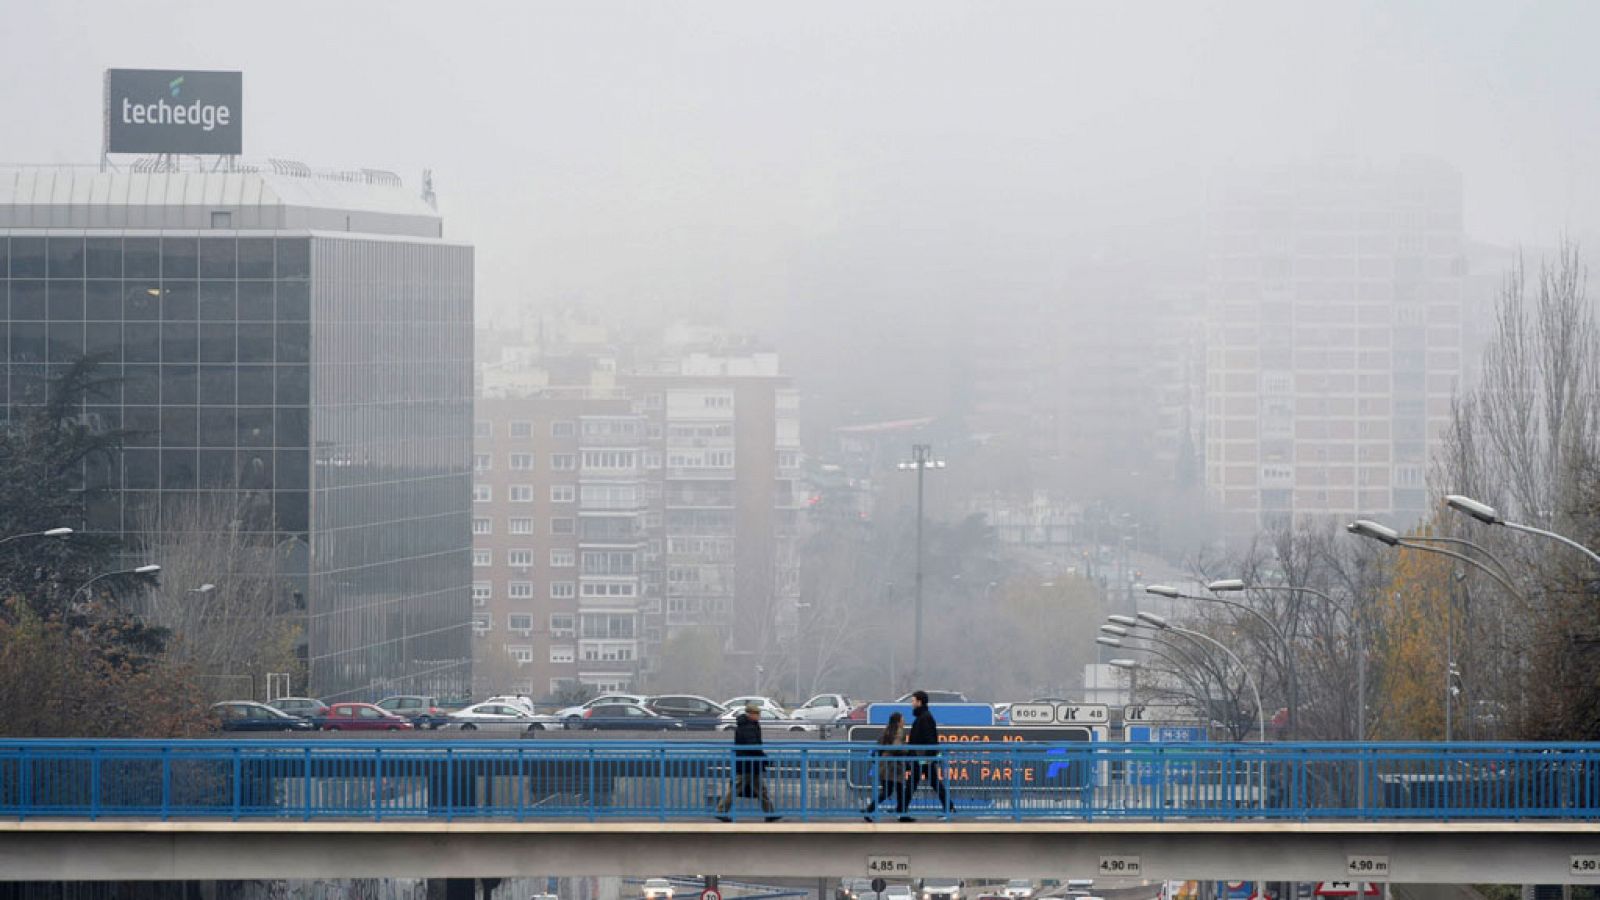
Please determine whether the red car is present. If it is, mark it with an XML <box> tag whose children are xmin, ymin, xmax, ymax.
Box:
<box><xmin>321</xmin><ymin>702</ymin><xmax>415</xmax><ymax>731</ymax></box>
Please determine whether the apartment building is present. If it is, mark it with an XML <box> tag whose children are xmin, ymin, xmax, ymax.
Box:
<box><xmin>472</xmin><ymin>345</ymin><xmax>801</xmax><ymax>698</ymax></box>
<box><xmin>1205</xmin><ymin>160</ymin><xmax>1465</xmax><ymax>541</ymax></box>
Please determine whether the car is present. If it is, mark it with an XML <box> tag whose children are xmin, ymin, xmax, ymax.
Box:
<box><xmin>211</xmin><ymin>701</ymin><xmax>315</xmax><ymax>732</ymax></box>
<box><xmin>643</xmin><ymin>879</ymin><xmax>675</xmax><ymax>899</ymax></box>
<box><xmin>485</xmin><ymin>694</ymin><xmax>539</xmax><ymax>714</ymax></box>
<box><xmin>448</xmin><ymin>701</ymin><xmax>558</xmax><ymax>732</ymax></box>
<box><xmin>580</xmin><ymin>702</ymin><xmax>687</xmax><ymax>731</ymax></box>
<box><xmin>268</xmin><ymin>696</ymin><xmax>330</xmax><ymax>723</ymax></box>
<box><xmin>840</xmin><ymin>879</ymin><xmax>875</xmax><ymax>900</ymax></box>
<box><xmin>1065</xmin><ymin>881</ymin><xmax>1094</xmax><ymax>892</ymax></box>
<box><xmin>557</xmin><ymin>693</ymin><xmax>649</xmax><ymax>727</ymax></box>
<box><xmin>722</xmin><ymin>695</ymin><xmax>789</xmax><ymax>717</ymax></box>
<box><xmin>921</xmin><ymin>880</ymin><xmax>962</xmax><ymax>900</ymax></box>
<box><xmin>717</xmin><ymin>706</ymin><xmax>815</xmax><ymax>733</ymax></box>
<box><xmin>883</xmin><ymin>886</ymin><xmax>914</xmax><ymax>900</ymax></box>
<box><xmin>1003</xmin><ymin>881</ymin><xmax>1034</xmax><ymax>899</ymax></box>
<box><xmin>321</xmin><ymin>702</ymin><xmax>415</xmax><ymax>731</ymax></box>
<box><xmin>644</xmin><ymin>694</ymin><xmax>728</xmax><ymax>729</ymax></box>
<box><xmin>792</xmin><ymin>693</ymin><xmax>854</xmax><ymax>723</ymax></box>
<box><xmin>896</xmin><ymin>691</ymin><xmax>968</xmax><ymax>704</ymax></box>
<box><xmin>376</xmin><ymin>695</ymin><xmax>448</xmax><ymax>729</ymax></box>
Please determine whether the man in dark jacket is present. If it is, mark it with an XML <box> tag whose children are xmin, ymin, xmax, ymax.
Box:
<box><xmin>897</xmin><ymin>690</ymin><xmax>952</xmax><ymax>820</ymax></box>
<box><xmin>715</xmin><ymin>703</ymin><xmax>780</xmax><ymax>821</ymax></box>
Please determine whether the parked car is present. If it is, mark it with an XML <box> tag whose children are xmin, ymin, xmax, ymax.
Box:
<box><xmin>557</xmin><ymin>693</ymin><xmax>649</xmax><ymax>727</ymax></box>
<box><xmin>896</xmin><ymin>690</ymin><xmax>968</xmax><ymax>704</ymax></box>
<box><xmin>644</xmin><ymin>694</ymin><xmax>727</xmax><ymax>729</ymax></box>
<box><xmin>642</xmin><ymin>879</ymin><xmax>675</xmax><ymax>900</ymax></box>
<box><xmin>322</xmin><ymin>702</ymin><xmax>415</xmax><ymax>731</ymax></box>
<box><xmin>718</xmin><ymin>706</ymin><xmax>815</xmax><ymax>733</ymax></box>
<box><xmin>211</xmin><ymin>701</ymin><xmax>315</xmax><ymax>732</ymax></box>
<box><xmin>485</xmin><ymin>694</ymin><xmax>540</xmax><ymax>715</ymax></box>
<box><xmin>448</xmin><ymin>701</ymin><xmax>558</xmax><ymax>733</ymax></box>
<box><xmin>792</xmin><ymin>693</ymin><xmax>854</xmax><ymax>723</ymax></box>
<box><xmin>579</xmin><ymin>702</ymin><xmax>687</xmax><ymax>731</ymax></box>
<box><xmin>376</xmin><ymin>695</ymin><xmax>448</xmax><ymax>729</ymax></box>
<box><xmin>268</xmin><ymin>696</ymin><xmax>329</xmax><ymax>724</ymax></box>
<box><xmin>721</xmin><ymin>695</ymin><xmax>789</xmax><ymax>717</ymax></box>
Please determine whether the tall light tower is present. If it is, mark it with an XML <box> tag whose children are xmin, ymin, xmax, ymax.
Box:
<box><xmin>899</xmin><ymin>444</ymin><xmax>945</xmax><ymax>682</ymax></box>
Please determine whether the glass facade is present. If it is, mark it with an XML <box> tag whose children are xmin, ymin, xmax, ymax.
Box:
<box><xmin>0</xmin><ymin>232</ymin><xmax>473</xmax><ymax>700</ymax></box>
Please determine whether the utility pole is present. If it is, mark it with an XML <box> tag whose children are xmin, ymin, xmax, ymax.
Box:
<box><xmin>898</xmin><ymin>444</ymin><xmax>944</xmax><ymax>684</ymax></box>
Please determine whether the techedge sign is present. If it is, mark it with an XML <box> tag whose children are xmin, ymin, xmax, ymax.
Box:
<box><xmin>106</xmin><ymin>69</ymin><xmax>242</xmax><ymax>154</ymax></box>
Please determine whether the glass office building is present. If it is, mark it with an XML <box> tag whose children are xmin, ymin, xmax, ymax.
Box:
<box><xmin>0</xmin><ymin>167</ymin><xmax>474</xmax><ymax>700</ymax></box>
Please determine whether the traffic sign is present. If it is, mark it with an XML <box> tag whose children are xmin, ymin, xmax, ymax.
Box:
<box><xmin>1345</xmin><ymin>855</ymin><xmax>1390</xmax><ymax>878</ymax></box>
<box><xmin>1124</xmin><ymin>705</ymin><xmax>1200</xmax><ymax>724</ymax></box>
<box><xmin>1573</xmin><ymin>855</ymin><xmax>1600</xmax><ymax>877</ymax></box>
<box><xmin>846</xmin><ymin>725</ymin><xmax>1094</xmax><ymax>790</ymax></box>
<box><xmin>1056</xmin><ymin>704</ymin><xmax>1109</xmax><ymax>724</ymax></box>
<box><xmin>867</xmin><ymin>857</ymin><xmax>910</xmax><ymax>875</ymax></box>
<box><xmin>1098</xmin><ymin>855</ymin><xmax>1142</xmax><ymax>876</ymax></box>
<box><xmin>868</xmin><ymin>703</ymin><xmax>994</xmax><ymax>726</ymax></box>
<box><xmin>701</xmin><ymin>890</ymin><xmax>721</xmax><ymax>900</ymax></box>
<box><xmin>1009</xmin><ymin>703</ymin><xmax>1055</xmax><ymax>724</ymax></box>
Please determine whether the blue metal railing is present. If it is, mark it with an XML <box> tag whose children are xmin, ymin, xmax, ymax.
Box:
<box><xmin>3</xmin><ymin>740</ymin><xmax>1599</xmax><ymax>822</ymax></box>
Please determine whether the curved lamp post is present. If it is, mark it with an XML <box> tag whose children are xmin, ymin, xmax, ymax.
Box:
<box><xmin>70</xmin><ymin>564</ymin><xmax>161</xmax><ymax>606</ymax></box>
<box><xmin>1446</xmin><ymin>494</ymin><xmax>1600</xmax><ymax>570</ymax></box>
<box><xmin>1135</xmin><ymin>611</ymin><xmax>1266</xmax><ymax>745</ymax></box>
<box><xmin>1150</xmin><ymin>583</ymin><xmax>1297</xmax><ymax>739</ymax></box>
<box><xmin>1098</xmin><ymin>633</ymin><xmax>1217</xmax><ymax>715</ymax></box>
<box><xmin>0</xmin><ymin>527</ymin><xmax>73</xmax><ymax>546</ymax></box>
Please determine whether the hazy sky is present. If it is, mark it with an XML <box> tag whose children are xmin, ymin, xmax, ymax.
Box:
<box><xmin>6</xmin><ymin>1</ymin><xmax>1599</xmax><ymax>325</ymax></box>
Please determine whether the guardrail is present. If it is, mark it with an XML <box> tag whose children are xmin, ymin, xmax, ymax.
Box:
<box><xmin>3</xmin><ymin>740</ymin><xmax>1599</xmax><ymax>822</ymax></box>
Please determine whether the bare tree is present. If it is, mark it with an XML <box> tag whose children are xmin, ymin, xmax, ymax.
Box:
<box><xmin>134</xmin><ymin>493</ymin><xmax>301</xmax><ymax>703</ymax></box>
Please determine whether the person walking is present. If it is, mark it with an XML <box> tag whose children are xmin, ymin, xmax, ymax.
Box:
<box><xmin>715</xmin><ymin>703</ymin><xmax>780</xmax><ymax>821</ymax></box>
<box><xmin>897</xmin><ymin>690</ymin><xmax>952</xmax><ymax>820</ymax></box>
<box><xmin>862</xmin><ymin>711</ymin><xmax>908</xmax><ymax>820</ymax></box>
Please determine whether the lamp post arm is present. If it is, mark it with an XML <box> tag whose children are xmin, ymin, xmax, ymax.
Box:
<box><xmin>1400</xmin><ymin>535</ymin><xmax>1517</xmax><ymax>584</ymax></box>
<box><xmin>1194</xmin><ymin>592</ymin><xmax>1295</xmax><ymax>740</ymax></box>
<box><xmin>1503</xmin><ymin>520</ymin><xmax>1600</xmax><ymax>570</ymax></box>
<box><xmin>1395</xmin><ymin>539</ymin><xmax>1527</xmax><ymax>604</ymax></box>
<box><xmin>1119</xmin><ymin>633</ymin><xmax>1218</xmax><ymax>715</ymax></box>
<box><xmin>1170</xmin><ymin>625</ymin><xmax>1266</xmax><ymax>745</ymax></box>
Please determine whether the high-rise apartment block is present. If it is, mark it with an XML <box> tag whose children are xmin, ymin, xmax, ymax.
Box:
<box><xmin>471</xmin><ymin>342</ymin><xmax>801</xmax><ymax>697</ymax></box>
<box><xmin>1204</xmin><ymin>160</ymin><xmax>1464</xmax><ymax>540</ymax></box>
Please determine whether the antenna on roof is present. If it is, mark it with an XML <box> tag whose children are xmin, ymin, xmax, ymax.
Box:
<box><xmin>421</xmin><ymin>169</ymin><xmax>436</xmax><ymax>210</ymax></box>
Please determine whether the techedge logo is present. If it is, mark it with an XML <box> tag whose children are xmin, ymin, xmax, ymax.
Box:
<box><xmin>121</xmin><ymin>79</ymin><xmax>230</xmax><ymax>132</ymax></box>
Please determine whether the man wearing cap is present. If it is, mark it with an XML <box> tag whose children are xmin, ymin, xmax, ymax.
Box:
<box><xmin>715</xmin><ymin>703</ymin><xmax>780</xmax><ymax>821</ymax></box>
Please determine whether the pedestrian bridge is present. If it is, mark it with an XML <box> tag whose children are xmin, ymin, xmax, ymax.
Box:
<box><xmin>5</xmin><ymin>740</ymin><xmax>1600</xmax><ymax>883</ymax></box>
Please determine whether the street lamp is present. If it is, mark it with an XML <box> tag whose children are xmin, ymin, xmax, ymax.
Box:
<box><xmin>1135</xmin><ymin>611</ymin><xmax>1266</xmax><ymax>745</ymax></box>
<box><xmin>189</xmin><ymin>583</ymin><xmax>216</xmax><ymax>594</ymax></box>
<box><xmin>70</xmin><ymin>564</ymin><xmax>162</xmax><ymax>606</ymax></box>
<box><xmin>0</xmin><ymin>527</ymin><xmax>74</xmax><ymax>546</ymax></box>
<box><xmin>1100</xmin><ymin>624</ymin><xmax>1129</xmax><ymax>637</ymax></box>
<box><xmin>1109</xmin><ymin>616</ymin><xmax>1226</xmax><ymax>723</ymax></box>
<box><xmin>897</xmin><ymin>443</ymin><xmax>945</xmax><ymax>684</ymax></box>
<box><xmin>1149</xmin><ymin>583</ymin><xmax>1298</xmax><ymax>739</ymax></box>
<box><xmin>1347</xmin><ymin>520</ymin><xmax>1524</xmax><ymax>602</ymax></box>
<box><xmin>1446</xmin><ymin>493</ymin><xmax>1600</xmax><ymax>569</ymax></box>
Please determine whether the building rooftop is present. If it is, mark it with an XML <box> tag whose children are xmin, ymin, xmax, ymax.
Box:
<box><xmin>0</xmin><ymin>161</ymin><xmax>443</xmax><ymax>237</ymax></box>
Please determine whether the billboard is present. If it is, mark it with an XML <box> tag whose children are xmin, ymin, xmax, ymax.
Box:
<box><xmin>106</xmin><ymin>69</ymin><xmax>242</xmax><ymax>154</ymax></box>
<box><xmin>846</xmin><ymin>724</ymin><xmax>1093</xmax><ymax>790</ymax></box>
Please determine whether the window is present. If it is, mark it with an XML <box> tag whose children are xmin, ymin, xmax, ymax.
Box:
<box><xmin>550</xmin><ymin>548</ymin><xmax>575</xmax><ymax>567</ymax></box>
<box><xmin>509</xmin><ymin>613</ymin><xmax>533</xmax><ymax>632</ymax></box>
<box><xmin>509</xmin><ymin>582</ymin><xmax>534</xmax><ymax>600</ymax></box>
<box><xmin>474</xmin><ymin>421</ymin><xmax>493</xmax><ymax>439</ymax></box>
<box><xmin>581</xmin><ymin>450</ymin><xmax>636</xmax><ymax>470</ymax></box>
<box><xmin>705</xmin><ymin>395</ymin><xmax>732</xmax><ymax>409</ymax></box>
<box><xmin>510</xmin><ymin>484</ymin><xmax>535</xmax><ymax>503</ymax></box>
<box><xmin>550</xmin><ymin>484</ymin><xmax>576</xmax><ymax>503</ymax></box>
<box><xmin>551</xmin><ymin>421</ymin><xmax>575</xmax><ymax>438</ymax></box>
<box><xmin>581</xmin><ymin>642</ymin><xmax>636</xmax><ymax>662</ymax></box>
<box><xmin>550</xmin><ymin>453</ymin><xmax>576</xmax><ymax>471</ymax></box>
<box><xmin>509</xmin><ymin>421</ymin><xmax>533</xmax><ymax>438</ymax></box>
<box><xmin>644</xmin><ymin>450</ymin><xmax>662</xmax><ymax>470</ymax></box>
<box><xmin>581</xmin><ymin>582</ymin><xmax>638</xmax><ymax>598</ymax></box>
<box><xmin>581</xmin><ymin>613</ymin><xmax>637</xmax><ymax>639</ymax></box>
<box><xmin>509</xmin><ymin>517</ymin><xmax>534</xmax><ymax>535</ymax></box>
<box><xmin>472</xmin><ymin>517</ymin><xmax>492</xmax><ymax>536</ymax></box>
<box><xmin>551</xmin><ymin>582</ymin><xmax>576</xmax><ymax>600</ymax></box>
<box><xmin>473</xmin><ymin>453</ymin><xmax>492</xmax><ymax>472</ymax></box>
<box><xmin>472</xmin><ymin>549</ymin><xmax>492</xmax><ymax>567</ymax></box>
<box><xmin>551</xmin><ymin>517</ymin><xmax>575</xmax><ymax>535</ymax></box>
<box><xmin>472</xmin><ymin>484</ymin><xmax>492</xmax><ymax>503</ymax></box>
<box><xmin>472</xmin><ymin>582</ymin><xmax>491</xmax><ymax>606</ymax></box>
<box><xmin>508</xmin><ymin>548</ymin><xmax>534</xmax><ymax>567</ymax></box>
<box><xmin>550</xmin><ymin>645</ymin><xmax>576</xmax><ymax>664</ymax></box>
<box><xmin>472</xmin><ymin>614</ymin><xmax>492</xmax><ymax>634</ymax></box>
<box><xmin>550</xmin><ymin>613</ymin><xmax>576</xmax><ymax>636</ymax></box>
<box><xmin>509</xmin><ymin>452</ymin><xmax>534</xmax><ymax>471</ymax></box>
<box><xmin>210</xmin><ymin>211</ymin><xmax>233</xmax><ymax>229</ymax></box>
<box><xmin>508</xmin><ymin>645</ymin><xmax>534</xmax><ymax>663</ymax></box>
